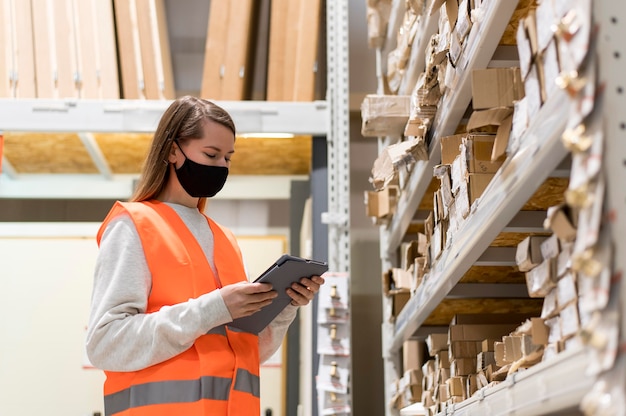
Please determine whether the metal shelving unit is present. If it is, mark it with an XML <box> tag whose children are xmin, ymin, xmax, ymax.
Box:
<box><xmin>391</xmin><ymin>89</ymin><xmax>569</xmax><ymax>352</ymax></box>
<box><xmin>374</xmin><ymin>0</ymin><xmax>626</xmax><ymax>415</ymax></box>
<box><xmin>380</xmin><ymin>0</ymin><xmax>520</xmax><ymax>255</ymax></box>
<box><xmin>0</xmin><ymin>98</ymin><xmax>328</xmax><ymax>134</ymax></box>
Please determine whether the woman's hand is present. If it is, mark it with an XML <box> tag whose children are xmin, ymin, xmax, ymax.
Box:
<box><xmin>220</xmin><ymin>282</ymin><xmax>277</xmax><ymax>319</ymax></box>
<box><xmin>287</xmin><ymin>275</ymin><xmax>325</xmax><ymax>307</ymax></box>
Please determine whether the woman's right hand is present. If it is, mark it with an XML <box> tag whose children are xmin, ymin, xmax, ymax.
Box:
<box><xmin>219</xmin><ymin>282</ymin><xmax>277</xmax><ymax>319</ymax></box>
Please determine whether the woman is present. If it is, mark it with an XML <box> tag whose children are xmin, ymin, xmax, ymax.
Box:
<box><xmin>86</xmin><ymin>96</ymin><xmax>324</xmax><ymax>416</ymax></box>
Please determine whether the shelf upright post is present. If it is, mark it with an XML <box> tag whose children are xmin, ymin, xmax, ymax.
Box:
<box><xmin>595</xmin><ymin>0</ymin><xmax>626</xmax><ymax>406</ymax></box>
<box><xmin>316</xmin><ymin>0</ymin><xmax>352</xmax><ymax>415</ymax></box>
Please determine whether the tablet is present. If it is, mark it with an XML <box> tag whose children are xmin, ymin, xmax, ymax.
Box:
<box><xmin>228</xmin><ymin>254</ymin><xmax>329</xmax><ymax>334</ymax></box>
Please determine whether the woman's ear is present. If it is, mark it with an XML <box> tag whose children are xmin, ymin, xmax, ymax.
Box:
<box><xmin>168</xmin><ymin>141</ymin><xmax>179</xmax><ymax>164</ymax></box>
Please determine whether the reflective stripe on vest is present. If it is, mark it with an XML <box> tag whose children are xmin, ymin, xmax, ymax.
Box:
<box><xmin>97</xmin><ymin>201</ymin><xmax>260</xmax><ymax>416</ymax></box>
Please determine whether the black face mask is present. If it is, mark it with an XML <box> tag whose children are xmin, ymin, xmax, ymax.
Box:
<box><xmin>174</xmin><ymin>143</ymin><xmax>229</xmax><ymax>198</ymax></box>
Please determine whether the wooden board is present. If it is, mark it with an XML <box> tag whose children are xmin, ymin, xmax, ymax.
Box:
<box><xmin>74</xmin><ymin>0</ymin><xmax>99</xmax><ymax>98</ymax></box>
<box><xmin>31</xmin><ymin>0</ymin><xmax>55</xmax><ymax>98</ymax></box>
<box><xmin>2</xmin><ymin>132</ymin><xmax>98</xmax><ymax>173</ymax></box>
<box><xmin>201</xmin><ymin>0</ymin><xmax>257</xmax><ymax>100</ymax></box>
<box><xmin>135</xmin><ymin>0</ymin><xmax>175</xmax><ymax>99</ymax></box>
<box><xmin>490</xmin><ymin>231</ymin><xmax>551</xmax><ymax>247</ymax></box>
<box><xmin>2</xmin><ymin>0</ymin><xmax>37</xmax><ymax>98</ymax></box>
<box><xmin>266</xmin><ymin>0</ymin><xmax>291</xmax><ymax>101</ymax></box>
<box><xmin>291</xmin><ymin>0</ymin><xmax>322</xmax><ymax>101</ymax></box>
<box><xmin>114</xmin><ymin>0</ymin><xmax>143</xmax><ymax>99</ymax></box>
<box><xmin>94</xmin><ymin>0</ymin><xmax>121</xmax><ymax>98</ymax></box>
<box><xmin>521</xmin><ymin>177</ymin><xmax>568</xmax><ymax>210</ymax></box>
<box><xmin>267</xmin><ymin>0</ymin><xmax>322</xmax><ymax>101</ymax></box>
<box><xmin>422</xmin><ymin>298</ymin><xmax>544</xmax><ymax>326</ymax></box>
<box><xmin>54</xmin><ymin>0</ymin><xmax>79</xmax><ymax>98</ymax></box>
<box><xmin>459</xmin><ymin>265</ymin><xmax>525</xmax><ymax>284</ymax></box>
<box><xmin>2</xmin><ymin>133</ymin><xmax>312</xmax><ymax>176</ymax></box>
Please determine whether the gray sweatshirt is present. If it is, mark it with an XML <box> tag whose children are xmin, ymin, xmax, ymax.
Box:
<box><xmin>85</xmin><ymin>202</ymin><xmax>297</xmax><ymax>372</ymax></box>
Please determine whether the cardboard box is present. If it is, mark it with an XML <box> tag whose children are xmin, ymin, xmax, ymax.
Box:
<box><xmin>481</xmin><ymin>338</ymin><xmax>499</xmax><ymax>352</ymax></box>
<box><xmin>446</xmin><ymin>376</ymin><xmax>467</xmax><ymax>398</ymax></box>
<box><xmin>448</xmin><ymin>340</ymin><xmax>482</xmax><ymax>360</ymax></box>
<box><xmin>441</xmin><ymin>134</ymin><xmax>465</xmax><ymax>165</ymax></box>
<box><xmin>450</xmin><ymin>358</ymin><xmax>477</xmax><ymax>377</ymax></box>
<box><xmin>436</xmin><ymin>350</ymin><xmax>451</xmax><ymax>369</ymax></box>
<box><xmin>494</xmin><ymin>341</ymin><xmax>508</xmax><ymax>366</ymax></box>
<box><xmin>525</xmin><ymin>257</ymin><xmax>557</xmax><ymax>298</ymax></box>
<box><xmin>365</xmin><ymin>186</ymin><xmax>399</xmax><ymax>219</ymax></box>
<box><xmin>448</xmin><ymin>323</ymin><xmax>519</xmax><ymax>341</ymax></box>
<box><xmin>540</xmin><ymin>234</ymin><xmax>561</xmax><ymax>260</ymax></box>
<box><xmin>556</xmin><ymin>271</ymin><xmax>578</xmax><ymax>309</ymax></box>
<box><xmin>545</xmin><ymin>316</ymin><xmax>562</xmax><ymax>343</ymax></box>
<box><xmin>476</xmin><ymin>351</ymin><xmax>496</xmax><ymax>372</ymax></box>
<box><xmin>557</xmin><ymin>242</ymin><xmax>573</xmax><ymax>277</ymax></box>
<box><xmin>544</xmin><ymin>204</ymin><xmax>577</xmax><ymax>242</ymax></box>
<box><xmin>390</xmin><ymin>290</ymin><xmax>411</xmax><ymax>318</ymax></box>
<box><xmin>504</xmin><ymin>335</ymin><xmax>523</xmax><ymax>363</ymax></box>
<box><xmin>516</xmin><ymin>11</ymin><xmax>533</xmax><ymax>80</ymax></box>
<box><xmin>516</xmin><ymin>235</ymin><xmax>549</xmax><ymax>272</ymax></box>
<box><xmin>531</xmin><ymin>317</ymin><xmax>549</xmax><ymax>346</ymax></box>
<box><xmin>468</xmin><ymin>173</ymin><xmax>495</xmax><ymax>204</ymax></box>
<box><xmin>560</xmin><ymin>303</ymin><xmax>580</xmax><ymax>338</ymax></box>
<box><xmin>541</xmin><ymin>288</ymin><xmax>558</xmax><ymax>319</ymax></box>
<box><xmin>466</xmin><ymin>374</ymin><xmax>479</xmax><ymax>397</ymax></box>
<box><xmin>463</xmin><ymin>134</ymin><xmax>505</xmax><ymax>173</ymax></box>
<box><xmin>360</xmin><ymin>94</ymin><xmax>411</xmax><ymax>137</ymax></box>
<box><xmin>455</xmin><ymin>177</ymin><xmax>471</xmax><ymax>219</ymax></box>
<box><xmin>403</xmin><ymin>339</ymin><xmax>426</xmax><ymax>372</ymax></box>
<box><xmin>426</xmin><ymin>333</ymin><xmax>449</xmax><ymax>356</ymax></box>
<box><xmin>524</xmin><ymin>64</ymin><xmax>543</xmax><ymax>119</ymax></box>
<box><xmin>471</xmin><ymin>68</ymin><xmax>525</xmax><ymax>110</ymax></box>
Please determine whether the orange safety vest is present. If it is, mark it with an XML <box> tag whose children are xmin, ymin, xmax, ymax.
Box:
<box><xmin>96</xmin><ymin>200</ymin><xmax>260</xmax><ymax>416</ymax></box>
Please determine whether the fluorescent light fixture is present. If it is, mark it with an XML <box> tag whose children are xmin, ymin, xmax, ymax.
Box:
<box><xmin>237</xmin><ymin>133</ymin><xmax>295</xmax><ymax>139</ymax></box>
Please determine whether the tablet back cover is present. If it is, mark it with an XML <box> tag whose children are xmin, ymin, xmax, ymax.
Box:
<box><xmin>228</xmin><ymin>255</ymin><xmax>328</xmax><ymax>334</ymax></box>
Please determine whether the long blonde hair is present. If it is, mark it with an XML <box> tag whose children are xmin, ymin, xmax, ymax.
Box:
<box><xmin>130</xmin><ymin>96</ymin><xmax>236</xmax><ymax>211</ymax></box>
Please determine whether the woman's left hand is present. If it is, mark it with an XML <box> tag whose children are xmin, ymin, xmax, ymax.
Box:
<box><xmin>287</xmin><ymin>275</ymin><xmax>325</xmax><ymax>306</ymax></box>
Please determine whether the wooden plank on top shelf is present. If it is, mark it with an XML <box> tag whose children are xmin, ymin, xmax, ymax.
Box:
<box><xmin>201</xmin><ymin>0</ymin><xmax>229</xmax><ymax>100</ymax></box>
<box><xmin>491</xmin><ymin>231</ymin><xmax>551</xmax><ymax>247</ymax></box>
<box><xmin>0</xmin><ymin>0</ymin><xmax>13</xmax><ymax>97</ymax></box>
<box><xmin>201</xmin><ymin>0</ymin><xmax>256</xmax><ymax>100</ymax></box>
<box><xmin>136</xmin><ymin>0</ymin><xmax>175</xmax><ymax>100</ymax></box>
<box><xmin>291</xmin><ymin>0</ymin><xmax>322</xmax><ymax>101</ymax></box>
<box><xmin>422</xmin><ymin>298</ymin><xmax>543</xmax><ymax>326</ymax></box>
<box><xmin>74</xmin><ymin>0</ymin><xmax>99</xmax><ymax>98</ymax></box>
<box><xmin>384</xmin><ymin>0</ymin><xmax>521</xmax><ymax>254</ymax></box>
<box><xmin>113</xmin><ymin>0</ymin><xmax>143</xmax><ymax>99</ymax></box>
<box><xmin>267</xmin><ymin>0</ymin><xmax>321</xmax><ymax>101</ymax></box>
<box><xmin>221</xmin><ymin>0</ymin><xmax>257</xmax><ymax>100</ymax></box>
<box><xmin>53</xmin><ymin>0</ymin><xmax>78</xmax><ymax>98</ymax></box>
<box><xmin>93</xmin><ymin>0</ymin><xmax>120</xmax><ymax>99</ymax></box>
<box><xmin>5</xmin><ymin>0</ymin><xmax>37</xmax><ymax>98</ymax></box>
<box><xmin>266</xmin><ymin>0</ymin><xmax>291</xmax><ymax>100</ymax></box>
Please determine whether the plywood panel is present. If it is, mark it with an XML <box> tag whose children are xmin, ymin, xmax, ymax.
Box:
<box><xmin>266</xmin><ymin>0</ymin><xmax>291</xmax><ymax>100</ymax></box>
<box><xmin>93</xmin><ymin>133</ymin><xmax>153</xmax><ymax>174</ymax></box>
<box><xmin>136</xmin><ymin>0</ymin><xmax>160</xmax><ymax>99</ymax></box>
<box><xmin>201</xmin><ymin>0</ymin><xmax>255</xmax><ymax>100</ymax></box>
<box><xmin>292</xmin><ymin>0</ymin><xmax>321</xmax><ymax>101</ymax></box>
<box><xmin>491</xmin><ymin>231</ymin><xmax>551</xmax><ymax>247</ymax></box>
<box><xmin>153</xmin><ymin>0</ymin><xmax>175</xmax><ymax>99</ymax></box>
<box><xmin>31</xmin><ymin>0</ymin><xmax>55</xmax><ymax>98</ymax></box>
<box><xmin>522</xmin><ymin>177</ymin><xmax>568</xmax><ymax>210</ymax></box>
<box><xmin>12</xmin><ymin>0</ymin><xmax>37</xmax><ymax>98</ymax></box>
<box><xmin>230</xmin><ymin>136</ymin><xmax>312</xmax><ymax>175</ymax></box>
<box><xmin>459</xmin><ymin>265</ymin><xmax>525</xmax><ymax>284</ymax></box>
<box><xmin>53</xmin><ymin>0</ymin><xmax>79</xmax><ymax>98</ymax></box>
<box><xmin>3</xmin><ymin>132</ymin><xmax>98</xmax><ymax>173</ymax></box>
<box><xmin>73</xmin><ymin>0</ymin><xmax>99</xmax><ymax>98</ymax></box>
<box><xmin>0</xmin><ymin>0</ymin><xmax>11</xmax><ymax>97</ymax></box>
<box><xmin>220</xmin><ymin>0</ymin><xmax>256</xmax><ymax>100</ymax></box>
<box><xmin>94</xmin><ymin>0</ymin><xmax>120</xmax><ymax>98</ymax></box>
<box><xmin>201</xmin><ymin>0</ymin><xmax>229</xmax><ymax>100</ymax></box>
<box><xmin>114</xmin><ymin>0</ymin><xmax>143</xmax><ymax>99</ymax></box>
<box><xmin>423</xmin><ymin>298</ymin><xmax>543</xmax><ymax>326</ymax></box>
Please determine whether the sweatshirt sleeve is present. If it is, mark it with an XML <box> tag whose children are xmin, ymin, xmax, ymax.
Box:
<box><xmin>85</xmin><ymin>215</ymin><xmax>233</xmax><ymax>372</ymax></box>
<box><xmin>258</xmin><ymin>304</ymin><xmax>298</xmax><ymax>363</ymax></box>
